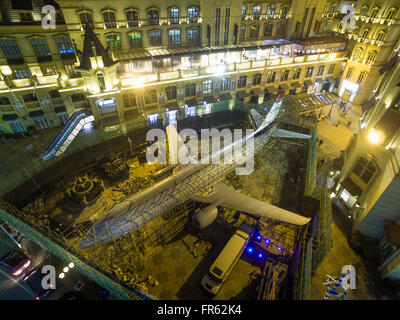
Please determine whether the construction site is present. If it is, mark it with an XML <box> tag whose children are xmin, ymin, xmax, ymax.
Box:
<box><xmin>0</xmin><ymin>97</ymin><xmax>333</xmax><ymax>300</ymax></box>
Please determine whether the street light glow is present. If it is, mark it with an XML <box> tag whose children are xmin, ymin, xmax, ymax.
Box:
<box><xmin>69</xmin><ymin>262</ymin><xmax>74</xmax><ymax>268</ymax></box>
<box><xmin>59</xmin><ymin>273</ymin><xmax>65</xmax><ymax>279</ymax></box>
<box><xmin>368</xmin><ymin>128</ymin><xmax>384</xmax><ymax>144</ymax></box>
<box><xmin>63</xmin><ymin>267</ymin><xmax>69</xmax><ymax>273</ymax></box>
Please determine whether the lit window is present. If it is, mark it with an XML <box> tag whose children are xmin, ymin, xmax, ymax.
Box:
<box><xmin>30</xmin><ymin>38</ymin><xmax>51</xmax><ymax>57</ymax></box>
<box><xmin>125</xmin><ymin>9</ymin><xmax>139</xmax><ymax>27</ymax></box>
<box><xmin>221</xmin><ymin>78</ymin><xmax>231</xmax><ymax>91</ymax></box>
<box><xmin>317</xmin><ymin>65</ymin><xmax>325</xmax><ymax>76</ymax></box>
<box><xmin>169</xmin><ymin>29</ymin><xmax>181</xmax><ymax>45</ymax></box>
<box><xmin>187</xmin><ymin>28</ymin><xmax>199</xmax><ymax>44</ymax></box>
<box><xmin>305</xmin><ymin>66</ymin><xmax>314</xmax><ymax>78</ymax></box>
<box><xmin>165</xmin><ymin>86</ymin><xmax>177</xmax><ymax>100</ymax></box>
<box><xmin>128</xmin><ymin>32</ymin><xmax>141</xmax><ymax>49</ymax></box>
<box><xmin>41</xmin><ymin>66</ymin><xmax>57</xmax><ymax>76</ymax></box>
<box><xmin>237</xmin><ymin>75</ymin><xmax>247</xmax><ymax>88</ymax></box>
<box><xmin>241</xmin><ymin>7</ymin><xmax>247</xmax><ymax>20</ymax></box>
<box><xmin>0</xmin><ymin>39</ymin><xmax>22</xmax><ymax>59</ymax></box>
<box><xmin>19</xmin><ymin>12</ymin><xmax>33</xmax><ymax>22</ymax></box>
<box><xmin>185</xmin><ymin>83</ymin><xmax>196</xmax><ymax>97</ymax></box>
<box><xmin>56</xmin><ymin>36</ymin><xmax>73</xmax><ymax>54</ymax></box>
<box><xmin>169</xmin><ymin>8</ymin><xmax>179</xmax><ymax>24</ymax></box>
<box><xmin>103</xmin><ymin>10</ymin><xmax>117</xmax><ymax>28</ymax></box>
<box><xmin>13</xmin><ymin>68</ymin><xmax>31</xmax><ymax>79</ymax></box>
<box><xmin>267</xmin><ymin>6</ymin><xmax>275</xmax><ymax>18</ymax></box>
<box><xmin>249</xmin><ymin>23</ymin><xmax>259</xmax><ymax>39</ymax></box>
<box><xmin>149</xmin><ymin>30</ymin><xmax>162</xmax><ymax>46</ymax></box>
<box><xmin>188</xmin><ymin>7</ymin><xmax>199</xmax><ymax>23</ymax></box>
<box><xmin>203</xmin><ymin>80</ymin><xmax>213</xmax><ymax>94</ymax></box>
<box><xmin>148</xmin><ymin>9</ymin><xmax>159</xmax><ymax>25</ymax></box>
<box><xmin>106</xmin><ymin>34</ymin><xmax>121</xmax><ymax>50</ymax></box>
<box><xmin>253</xmin><ymin>6</ymin><xmax>261</xmax><ymax>20</ymax></box>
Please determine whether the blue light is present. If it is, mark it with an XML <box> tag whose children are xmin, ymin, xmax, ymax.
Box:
<box><xmin>257</xmin><ymin>253</ymin><xmax>263</xmax><ymax>259</ymax></box>
<box><xmin>247</xmin><ymin>247</ymin><xmax>254</xmax><ymax>254</ymax></box>
<box><xmin>265</xmin><ymin>239</ymin><xmax>270</xmax><ymax>245</ymax></box>
<box><xmin>256</xmin><ymin>235</ymin><xmax>262</xmax><ymax>241</ymax></box>
<box><xmin>277</xmin><ymin>246</ymin><xmax>282</xmax><ymax>251</ymax></box>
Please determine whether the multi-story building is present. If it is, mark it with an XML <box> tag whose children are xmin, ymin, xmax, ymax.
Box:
<box><xmin>0</xmin><ymin>0</ymin><xmax>347</xmax><ymax>137</ymax></box>
<box><xmin>332</xmin><ymin>38</ymin><xmax>400</xmax><ymax>279</ymax></box>
<box><xmin>337</xmin><ymin>0</ymin><xmax>400</xmax><ymax>106</ymax></box>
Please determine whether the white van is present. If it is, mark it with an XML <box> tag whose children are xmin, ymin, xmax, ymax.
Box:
<box><xmin>201</xmin><ymin>223</ymin><xmax>254</xmax><ymax>295</ymax></box>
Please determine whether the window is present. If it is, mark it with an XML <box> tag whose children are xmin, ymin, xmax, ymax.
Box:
<box><xmin>203</xmin><ymin>80</ymin><xmax>213</xmax><ymax>94</ymax></box>
<box><xmin>166</xmin><ymin>86</ymin><xmax>177</xmax><ymax>100</ymax></box>
<box><xmin>376</xmin><ymin>31</ymin><xmax>386</xmax><ymax>42</ymax></box>
<box><xmin>215</xmin><ymin>8</ymin><xmax>221</xmax><ymax>45</ymax></box>
<box><xmin>241</xmin><ymin>7</ymin><xmax>246</xmax><ymax>20</ymax></box>
<box><xmin>249</xmin><ymin>23</ymin><xmax>259</xmax><ymax>39</ymax></box>
<box><xmin>187</xmin><ymin>28</ymin><xmax>200</xmax><ymax>44</ymax></box>
<box><xmin>148</xmin><ymin>9</ymin><xmax>159</xmax><ymax>25</ymax></box>
<box><xmin>149</xmin><ymin>30</ymin><xmax>162</xmax><ymax>46</ymax></box>
<box><xmin>267</xmin><ymin>6</ymin><xmax>275</xmax><ymax>18</ymax></box>
<box><xmin>125</xmin><ymin>9</ymin><xmax>139</xmax><ymax>27</ymax></box>
<box><xmin>123</xmin><ymin>92</ymin><xmax>137</xmax><ymax>108</ymax></box>
<box><xmin>221</xmin><ymin>77</ymin><xmax>231</xmax><ymax>91</ymax></box>
<box><xmin>30</xmin><ymin>38</ymin><xmax>51</xmax><ymax>57</ymax></box>
<box><xmin>253</xmin><ymin>6</ymin><xmax>261</xmax><ymax>20</ymax></box>
<box><xmin>185</xmin><ymin>83</ymin><xmax>196</xmax><ymax>97</ymax></box>
<box><xmin>360</xmin><ymin>6</ymin><xmax>368</xmax><ymax>17</ymax></box>
<box><xmin>237</xmin><ymin>75</ymin><xmax>247</xmax><ymax>88</ymax></box>
<box><xmin>239</xmin><ymin>25</ymin><xmax>246</xmax><ymax>41</ymax></box>
<box><xmin>169</xmin><ymin>8</ymin><xmax>179</xmax><ymax>24</ymax></box>
<box><xmin>14</xmin><ymin>68</ymin><xmax>31</xmax><ymax>79</ymax></box>
<box><xmin>352</xmin><ymin>156</ymin><xmax>377</xmax><ymax>184</ymax></box>
<box><xmin>264</xmin><ymin>23</ymin><xmax>273</xmax><ymax>37</ymax></box>
<box><xmin>354</xmin><ymin>47</ymin><xmax>364</xmax><ymax>60</ymax></box>
<box><xmin>103</xmin><ymin>10</ymin><xmax>117</xmax><ymax>28</ymax></box>
<box><xmin>281</xmin><ymin>69</ymin><xmax>289</xmax><ymax>81</ymax></box>
<box><xmin>361</xmin><ymin>30</ymin><xmax>369</xmax><ymax>41</ymax></box>
<box><xmin>55</xmin><ymin>36</ymin><xmax>73</xmax><ymax>54</ymax></box>
<box><xmin>386</xmin><ymin>8</ymin><xmax>397</xmax><ymax>20</ymax></box>
<box><xmin>357</xmin><ymin>71</ymin><xmax>367</xmax><ymax>84</ymax></box>
<box><xmin>328</xmin><ymin>65</ymin><xmax>335</xmax><ymax>74</ymax></box>
<box><xmin>0</xmin><ymin>39</ymin><xmax>22</xmax><ymax>59</ymax></box>
<box><xmin>366</xmin><ymin>51</ymin><xmax>376</xmax><ymax>64</ymax></box>
<box><xmin>23</xmin><ymin>93</ymin><xmax>38</xmax><ymax>102</ymax></box>
<box><xmin>224</xmin><ymin>8</ymin><xmax>230</xmax><ymax>45</ymax></box>
<box><xmin>280</xmin><ymin>6</ymin><xmax>288</xmax><ymax>18</ymax></box>
<box><xmin>293</xmin><ymin>68</ymin><xmax>301</xmax><ymax>79</ymax></box>
<box><xmin>345</xmin><ymin>67</ymin><xmax>354</xmax><ymax>79</ymax></box>
<box><xmin>169</xmin><ymin>29</ymin><xmax>181</xmax><ymax>45</ymax></box>
<box><xmin>65</xmin><ymin>64</ymin><xmax>80</xmax><ymax>77</ymax></box>
<box><xmin>317</xmin><ymin>65</ymin><xmax>325</xmax><ymax>76</ymax></box>
<box><xmin>188</xmin><ymin>7</ymin><xmax>199</xmax><ymax>23</ymax></box>
<box><xmin>305</xmin><ymin>66</ymin><xmax>314</xmax><ymax>78</ymax></box>
<box><xmin>97</xmin><ymin>72</ymin><xmax>105</xmax><ymax>91</ymax></box>
<box><xmin>276</xmin><ymin>22</ymin><xmax>286</xmax><ymax>36</ymax></box>
<box><xmin>71</xmin><ymin>93</ymin><xmax>85</xmax><ymax>102</ymax></box>
<box><xmin>79</xmin><ymin>11</ymin><xmax>94</xmax><ymax>28</ymax></box>
<box><xmin>370</xmin><ymin>7</ymin><xmax>379</xmax><ymax>19</ymax></box>
<box><xmin>41</xmin><ymin>66</ymin><xmax>57</xmax><ymax>76</ymax></box>
<box><xmin>128</xmin><ymin>32</ymin><xmax>141</xmax><ymax>48</ymax></box>
<box><xmin>266</xmin><ymin>71</ymin><xmax>275</xmax><ymax>83</ymax></box>
<box><xmin>49</xmin><ymin>90</ymin><xmax>61</xmax><ymax>99</ymax></box>
<box><xmin>144</xmin><ymin>89</ymin><xmax>157</xmax><ymax>104</ymax></box>
<box><xmin>106</xmin><ymin>34</ymin><xmax>121</xmax><ymax>50</ymax></box>
<box><xmin>19</xmin><ymin>12</ymin><xmax>33</xmax><ymax>22</ymax></box>
<box><xmin>252</xmin><ymin>73</ymin><xmax>262</xmax><ymax>85</ymax></box>
<box><xmin>0</xmin><ymin>96</ymin><xmax>11</xmax><ymax>105</ymax></box>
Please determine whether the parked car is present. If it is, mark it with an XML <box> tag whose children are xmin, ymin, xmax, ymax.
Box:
<box><xmin>0</xmin><ymin>251</ymin><xmax>31</xmax><ymax>277</ymax></box>
<box><xmin>22</xmin><ymin>268</ymin><xmax>52</xmax><ymax>300</ymax></box>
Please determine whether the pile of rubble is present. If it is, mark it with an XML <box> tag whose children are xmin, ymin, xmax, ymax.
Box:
<box><xmin>102</xmin><ymin>154</ymin><xmax>129</xmax><ymax>179</ymax></box>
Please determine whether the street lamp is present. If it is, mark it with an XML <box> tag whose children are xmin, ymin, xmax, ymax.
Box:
<box><xmin>368</xmin><ymin>128</ymin><xmax>384</xmax><ymax>144</ymax></box>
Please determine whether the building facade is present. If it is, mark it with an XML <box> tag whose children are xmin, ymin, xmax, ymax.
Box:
<box><xmin>0</xmin><ymin>0</ymin><xmax>347</xmax><ymax>136</ymax></box>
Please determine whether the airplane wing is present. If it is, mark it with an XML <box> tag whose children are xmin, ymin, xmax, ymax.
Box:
<box><xmin>250</xmin><ymin>109</ymin><xmax>265</xmax><ymax>128</ymax></box>
<box><xmin>191</xmin><ymin>183</ymin><xmax>310</xmax><ymax>225</ymax></box>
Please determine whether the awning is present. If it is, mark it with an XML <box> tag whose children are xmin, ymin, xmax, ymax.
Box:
<box><xmin>304</xmin><ymin>80</ymin><xmax>313</xmax><ymax>86</ymax></box>
<box><xmin>265</xmin><ymin>86</ymin><xmax>277</xmax><ymax>94</ymax></box>
<box><xmin>185</xmin><ymin>98</ymin><xmax>197</xmax><ymax>107</ymax></box>
<box><xmin>54</xmin><ymin>106</ymin><xmax>67</xmax><ymax>113</ymax></box>
<box><xmin>166</xmin><ymin>101</ymin><xmax>179</xmax><ymax>110</ymax></box>
<box><xmin>341</xmin><ymin>177</ymin><xmax>362</xmax><ymax>197</ymax></box>
<box><xmin>236</xmin><ymin>90</ymin><xmax>249</xmax><ymax>99</ymax></box>
<box><xmin>219</xmin><ymin>92</ymin><xmax>232</xmax><ymax>100</ymax></box>
<box><xmin>203</xmin><ymin>95</ymin><xmax>216</xmax><ymax>103</ymax></box>
<box><xmin>374</xmin><ymin>109</ymin><xmax>400</xmax><ymax>141</ymax></box>
<box><xmin>291</xmin><ymin>82</ymin><xmax>302</xmax><ymax>88</ymax></box>
<box><xmin>379</xmin><ymin>54</ymin><xmax>399</xmax><ymax>75</ymax></box>
<box><xmin>250</xmin><ymin>88</ymin><xmax>263</xmax><ymax>95</ymax></box>
<box><xmin>279</xmin><ymin>83</ymin><xmax>289</xmax><ymax>90</ymax></box>
<box><xmin>29</xmin><ymin>110</ymin><xmax>44</xmax><ymax>117</ymax></box>
<box><xmin>384</xmin><ymin>224</ymin><xmax>400</xmax><ymax>246</ymax></box>
<box><xmin>2</xmin><ymin>114</ymin><xmax>18</xmax><ymax>121</ymax></box>
<box><xmin>361</xmin><ymin>95</ymin><xmax>377</xmax><ymax>114</ymax></box>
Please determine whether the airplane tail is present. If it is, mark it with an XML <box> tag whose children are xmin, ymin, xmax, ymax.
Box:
<box><xmin>255</xmin><ymin>90</ymin><xmax>286</xmax><ymax>134</ymax></box>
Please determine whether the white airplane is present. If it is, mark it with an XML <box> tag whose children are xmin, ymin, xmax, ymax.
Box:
<box><xmin>79</xmin><ymin>91</ymin><xmax>311</xmax><ymax>248</ymax></box>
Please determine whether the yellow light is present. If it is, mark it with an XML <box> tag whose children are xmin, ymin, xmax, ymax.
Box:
<box><xmin>61</xmin><ymin>75</ymin><xmax>69</xmax><ymax>81</ymax></box>
<box><xmin>368</xmin><ymin>128</ymin><xmax>384</xmax><ymax>144</ymax></box>
<box><xmin>1</xmin><ymin>66</ymin><xmax>12</xmax><ymax>75</ymax></box>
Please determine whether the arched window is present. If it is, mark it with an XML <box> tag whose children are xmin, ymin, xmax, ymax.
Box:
<box><xmin>266</xmin><ymin>71</ymin><xmax>275</xmax><ymax>83</ymax></box>
<box><xmin>345</xmin><ymin>67</ymin><xmax>354</xmax><ymax>79</ymax></box>
<box><xmin>366</xmin><ymin>51</ymin><xmax>376</xmax><ymax>64</ymax></box>
<box><xmin>169</xmin><ymin>29</ymin><xmax>181</xmax><ymax>45</ymax></box>
<box><xmin>165</xmin><ymin>86</ymin><xmax>177</xmax><ymax>100</ymax></box>
<box><xmin>148</xmin><ymin>30</ymin><xmax>162</xmax><ymax>46</ymax></box>
<box><xmin>376</xmin><ymin>31</ymin><xmax>386</xmax><ymax>42</ymax></box>
<box><xmin>97</xmin><ymin>72</ymin><xmax>106</xmax><ymax>91</ymax></box>
<box><xmin>360</xmin><ymin>6</ymin><xmax>368</xmax><ymax>18</ymax></box>
<box><xmin>148</xmin><ymin>8</ymin><xmax>159</xmax><ymax>25</ymax></box>
<box><xmin>353</xmin><ymin>47</ymin><xmax>364</xmax><ymax>60</ymax></box>
<box><xmin>351</xmin><ymin>156</ymin><xmax>377</xmax><ymax>185</ymax></box>
<box><xmin>361</xmin><ymin>29</ymin><xmax>369</xmax><ymax>41</ymax></box>
<box><xmin>128</xmin><ymin>31</ymin><xmax>142</xmax><ymax>48</ymax></box>
<box><xmin>125</xmin><ymin>8</ymin><xmax>139</xmax><ymax>27</ymax></box>
<box><xmin>168</xmin><ymin>7</ymin><xmax>179</xmax><ymax>24</ymax></box>
<box><xmin>253</xmin><ymin>6</ymin><xmax>261</xmax><ymax>20</ymax></box>
<box><xmin>264</xmin><ymin>23</ymin><xmax>273</xmax><ymax>37</ymax></box>
<box><xmin>188</xmin><ymin>7</ymin><xmax>199</xmax><ymax>23</ymax></box>
<box><xmin>357</xmin><ymin>71</ymin><xmax>367</xmax><ymax>84</ymax></box>
<box><xmin>281</xmin><ymin>69</ymin><xmax>290</xmax><ymax>81</ymax></box>
<box><xmin>280</xmin><ymin>6</ymin><xmax>288</xmax><ymax>18</ymax></box>
<box><xmin>386</xmin><ymin>8</ymin><xmax>397</xmax><ymax>20</ymax></box>
<box><xmin>102</xmin><ymin>9</ymin><xmax>117</xmax><ymax>28</ymax></box>
<box><xmin>79</xmin><ymin>11</ymin><xmax>93</xmax><ymax>28</ymax></box>
<box><xmin>369</xmin><ymin>7</ymin><xmax>379</xmax><ymax>19</ymax></box>
<box><xmin>249</xmin><ymin>23</ymin><xmax>259</xmax><ymax>39</ymax></box>
<box><xmin>252</xmin><ymin>73</ymin><xmax>262</xmax><ymax>85</ymax></box>
<box><xmin>276</xmin><ymin>22</ymin><xmax>286</xmax><ymax>36</ymax></box>
<box><xmin>106</xmin><ymin>33</ymin><xmax>121</xmax><ymax>50</ymax></box>
<box><xmin>267</xmin><ymin>5</ymin><xmax>275</xmax><ymax>18</ymax></box>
